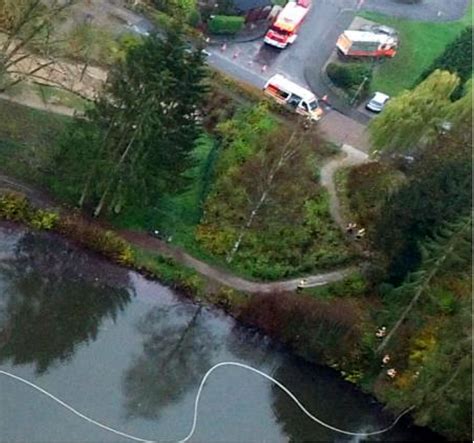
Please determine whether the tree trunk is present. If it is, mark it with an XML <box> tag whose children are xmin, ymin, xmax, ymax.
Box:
<box><xmin>93</xmin><ymin>129</ymin><xmax>139</xmax><ymax>217</ymax></box>
<box><xmin>226</xmin><ymin>132</ymin><xmax>297</xmax><ymax>263</ymax></box>
<box><xmin>78</xmin><ymin>173</ymin><xmax>92</xmax><ymax>207</ymax></box>
<box><xmin>226</xmin><ymin>189</ymin><xmax>269</xmax><ymax>263</ymax></box>
<box><xmin>161</xmin><ymin>306</ymin><xmax>202</xmax><ymax>372</ymax></box>
<box><xmin>376</xmin><ymin>223</ymin><xmax>466</xmax><ymax>354</ymax></box>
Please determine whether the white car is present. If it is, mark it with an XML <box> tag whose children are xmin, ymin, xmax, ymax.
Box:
<box><xmin>366</xmin><ymin>92</ymin><xmax>390</xmax><ymax>113</ymax></box>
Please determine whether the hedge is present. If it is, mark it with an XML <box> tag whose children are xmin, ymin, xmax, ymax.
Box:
<box><xmin>326</xmin><ymin>62</ymin><xmax>372</xmax><ymax>98</ymax></box>
<box><xmin>208</xmin><ymin>15</ymin><xmax>244</xmax><ymax>35</ymax></box>
<box><xmin>417</xmin><ymin>26</ymin><xmax>472</xmax><ymax>97</ymax></box>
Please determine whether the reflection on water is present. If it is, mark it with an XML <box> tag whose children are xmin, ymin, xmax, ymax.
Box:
<box><xmin>0</xmin><ymin>225</ymin><xmax>441</xmax><ymax>442</ymax></box>
<box><xmin>0</xmin><ymin>229</ymin><xmax>131</xmax><ymax>373</ymax></box>
<box><xmin>123</xmin><ymin>304</ymin><xmax>219</xmax><ymax>419</ymax></box>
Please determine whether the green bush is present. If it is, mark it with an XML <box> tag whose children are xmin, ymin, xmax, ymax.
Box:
<box><xmin>187</xmin><ymin>9</ymin><xmax>201</xmax><ymax>27</ymax></box>
<box><xmin>29</xmin><ymin>209</ymin><xmax>59</xmax><ymax>230</ymax></box>
<box><xmin>132</xmin><ymin>248</ymin><xmax>207</xmax><ymax>299</ymax></box>
<box><xmin>0</xmin><ymin>192</ymin><xmax>30</xmax><ymax>221</ymax></box>
<box><xmin>326</xmin><ymin>62</ymin><xmax>372</xmax><ymax>96</ymax></box>
<box><xmin>208</xmin><ymin>15</ymin><xmax>244</xmax><ymax>35</ymax></box>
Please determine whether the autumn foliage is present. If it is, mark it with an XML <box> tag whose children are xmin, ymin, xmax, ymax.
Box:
<box><xmin>238</xmin><ymin>292</ymin><xmax>368</xmax><ymax>365</ymax></box>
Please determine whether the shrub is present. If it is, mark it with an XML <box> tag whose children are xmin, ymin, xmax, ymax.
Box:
<box><xmin>57</xmin><ymin>215</ymin><xmax>133</xmax><ymax>266</ymax></box>
<box><xmin>29</xmin><ymin>209</ymin><xmax>59</xmax><ymax>230</ymax></box>
<box><xmin>239</xmin><ymin>292</ymin><xmax>368</xmax><ymax>365</ymax></box>
<box><xmin>187</xmin><ymin>8</ymin><xmax>201</xmax><ymax>27</ymax></box>
<box><xmin>208</xmin><ymin>15</ymin><xmax>244</xmax><ymax>35</ymax></box>
<box><xmin>0</xmin><ymin>192</ymin><xmax>30</xmax><ymax>221</ymax></box>
<box><xmin>326</xmin><ymin>62</ymin><xmax>372</xmax><ymax>97</ymax></box>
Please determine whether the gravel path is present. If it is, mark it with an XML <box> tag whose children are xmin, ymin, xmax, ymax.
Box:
<box><xmin>320</xmin><ymin>144</ymin><xmax>369</xmax><ymax>230</ymax></box>
<box><xmin>121</xmin><ymin>230</ymin><xmax>358</xmax><ymax>293</ymax></box>
<box><xmin>0</xmin><ymin>141</ymin><xmax>365</xmax><ymax>293</ymax></box>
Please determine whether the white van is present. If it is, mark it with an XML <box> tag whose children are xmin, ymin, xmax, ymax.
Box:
<box><xmin>263</xmin><ymin>74</ymin><xmax>323</xmax><ymax>121</ymax></box>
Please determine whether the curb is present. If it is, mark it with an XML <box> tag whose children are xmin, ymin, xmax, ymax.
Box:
<box><xmin>207</xmin><ymin>30</ymin><xmax>268</xmax><ymax>45</ymax></box>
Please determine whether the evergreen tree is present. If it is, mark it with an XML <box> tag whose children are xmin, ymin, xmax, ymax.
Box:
<box><xmin>377</xmin><ymin>216</ymin><xmax>471</xmax><ymax>353</ymax></box>
<box><xmin>372</xmin><ymin>119</ymin><xmax>471</xmax><ymax>281</ymax></box>
<box><xmin>55</xmin><ymin>29</ymin><xmax>208</xmax><ymax>216</ymax></box>
<box><xmin>376</xmin><ymin>216</ymin><xmax>472</xmax><ymax>440</ymax></box>
<box><xmin>369</xmin><ymin>77</ymin><xmax>472</xmax><ymax>281</ymax></box>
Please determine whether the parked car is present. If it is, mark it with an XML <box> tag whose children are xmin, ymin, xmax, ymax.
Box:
<box><xmin>360</xmin><ymin>24</ymin><xmax>398</xmax><ymax>39</ymax></box>
<box><xmin>366</xmin><ymin>92</ymin><xmax>390</xmax><ymax>112</ymax></box>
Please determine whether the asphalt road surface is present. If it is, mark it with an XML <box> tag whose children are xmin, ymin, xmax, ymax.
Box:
<box><xmin>206</xmin><ymin>0</ymin><xmax>359</xmax><ymax>89</ymax></box>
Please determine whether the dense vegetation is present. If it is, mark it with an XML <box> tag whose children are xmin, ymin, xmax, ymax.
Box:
<box><xmin>0</xmin><ymin>3</ymin><xmax>471</xmax><ymax>438</ymax></box>
<box><xmin>337</xmin><ymin>71</ymin><xmax>472</xmax><ymax>439</ymax></box>
<box><xmin>326</xmin><ymin>62</ymin><xmax>372</xmax><ymax>100</ymax></box>
<box><xmin>197</xmin><ymin>105</ymin><xmax>351</xmax><ymax>279</ymax></box>
<box><xmin>417</xmin><ymin>26</ymin><xmax>473</xmax><ymax>96</ymax></box>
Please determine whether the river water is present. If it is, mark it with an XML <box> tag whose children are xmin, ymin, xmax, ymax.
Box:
<box><xmin>0</xmin><ymin>225</ymin><xmax>439</xmax><ymax>442</ymax></box>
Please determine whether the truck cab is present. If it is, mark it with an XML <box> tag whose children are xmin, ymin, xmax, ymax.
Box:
<box><xmin>264</xmin><ymin>0</ymin><xmax>311</xmax><ymax>49</ymax></box>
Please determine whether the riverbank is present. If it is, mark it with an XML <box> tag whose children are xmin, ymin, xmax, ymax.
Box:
<box><xmin>0</xmin><ymin>184</ymin><xmax>463</xmax><ymax>441</ymax></box>
<box><xmin>0</xmin><ymin>191</ymin><xmax>385</xmax><ymax>402</ymax></box>
<box><xmin>0</xmin><ymin>223</ymin><xmax>442</xmax><ymax>442</ymax></box>
<box><xmin>0</xmin><ymin>189</ymin><xmax>370</xmax><ymax>356</ymax></box>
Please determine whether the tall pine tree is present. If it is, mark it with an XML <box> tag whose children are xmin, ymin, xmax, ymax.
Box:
<box><xmin>55</xmin><ymin>28</ymin><xmax>208</xmax><ymax>216</ymax></box>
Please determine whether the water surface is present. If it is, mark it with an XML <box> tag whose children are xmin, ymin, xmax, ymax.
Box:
<box><xmin>0</xmin><ymin>225</ymin><xmax>439</xmax><ymax>442</ymax></box>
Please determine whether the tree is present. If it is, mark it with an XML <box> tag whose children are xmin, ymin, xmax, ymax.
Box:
<box><xmin>417</xmin><ymin>27</ymin><xmax>472</xmax><ymax>98</ymax></box>
<box><xmin>0</xmin><ymin>0</ymin><xmax>76</xmax><ymax>92</ymax></box>
<box><xmin>54</xmin><ymin>29</ymin><xmax>208</xmax><ymax>217</ymax></box>
<box><xmin>374</xmin><ymin>216</ymin><xmax>472</xmax><ymax>441</ymax></box>
<box><xmin>152</xmin><ymin>0</ymin><xmax>196</xmax><ymax>16</ymax></box>
<box><xmin>377</xmin><ymin>216</ymin><xmax>471</xmax><ymax>353</ymax></box>
<box><xmin>369</xmin><ymin>70</ymin><xmax>459</xmax><ymax>156</ymax></box>
<box><xmin>371</xmin><ymin>95</ymin><xmax>472</xmax><ymax>281</ymax></box>
<box><xmin>197</xmin><ymin>108</ymin><xmax>348</xmax><ymax>278</ymax></box>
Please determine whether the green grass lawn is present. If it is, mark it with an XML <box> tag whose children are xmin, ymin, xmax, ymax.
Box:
<box><xmin>36</xmin><ymin>85</ymin><xmax>90</xmax><ymax>112</ymax></box>
<box><xmin>360</xmin><ymin>5</ymin><xmax>472</xmax><ymax>96</ymax></box>
<box><xmin>0</xmin><ymin>99</ymin><xmax>69</xmax><ymax>182</ymax></box>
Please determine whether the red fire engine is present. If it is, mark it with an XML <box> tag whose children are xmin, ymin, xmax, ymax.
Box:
<box><xmin>264</xmin><ymin>0</ymin><xmax>311</xmax><ymax>49</ymax></box>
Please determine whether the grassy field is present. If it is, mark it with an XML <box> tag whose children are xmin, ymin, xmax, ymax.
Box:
<box><xmin>360</xmin><ymin>5</ymin><xmax>472</xmax><ymax>96</ymax></box>
<box><xmin>36</xmin><ymin>85</ymin><xmax>89</xmax><ymax>112</ymax></box>
<box><xmin>0</xmin><ymin>99</ymin><xmax>69</xmax><ymax>182</ymax></box>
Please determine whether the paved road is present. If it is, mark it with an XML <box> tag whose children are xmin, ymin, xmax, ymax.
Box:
<box><xmin>360</xmin><ymin>0</ymin><xmax>469</xmax><ymax>22</ymax></box>
<box><xmin>206</xmin><ymin>0</ymin><xmax>358</xmax><ymax>91</ymax></box>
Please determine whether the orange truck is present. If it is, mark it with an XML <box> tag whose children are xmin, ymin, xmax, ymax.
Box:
<box><xmin>336</xmin><ymin>30</ymin><xmax>398</xmax><ymax>58</ymax></box>
<box><xmin>264</xmin><ymin>0</ymin><xmax>311</xmax><ymax>49</ymax></box>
